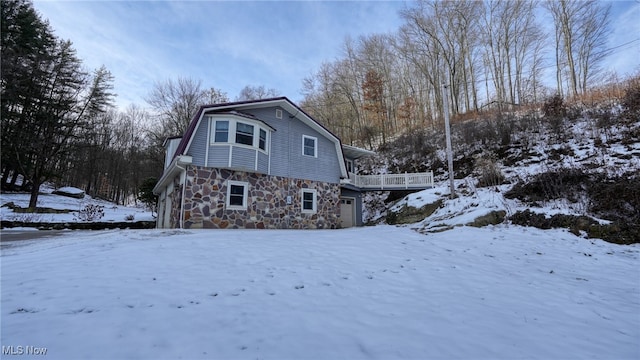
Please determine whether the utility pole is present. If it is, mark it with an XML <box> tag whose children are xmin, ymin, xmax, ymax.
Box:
<box><xmin>442</xmin><ymin>82</ymin><xmax>456</xmax><ymax>198</ymax></box>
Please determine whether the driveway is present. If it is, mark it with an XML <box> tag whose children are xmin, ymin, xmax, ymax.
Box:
<box><xmin>0</xmin><ymin>229</ymin><xmax>65</xmax><ymax>242</ymax></box>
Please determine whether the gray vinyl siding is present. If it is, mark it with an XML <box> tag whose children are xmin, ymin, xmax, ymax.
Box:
<box><xmin>186</xmin><ymin>118</ymin><xmax>208</xmax><ymax>166</ymax></box>
<box><xmin>245</xmin><ymin>107</ymin><xmax>341</xmax><ymax>184</ymax></box>
<box><xmin>258</xmin><ymin>151</ymin><xmax>269</xmax><ymax>174</ymax></box>
<box><xmin>208</xmin><ymin>145</ymin><xmax>230</xmax><ymax>167</ymax></box>
<box><xmin>289</xmin><ymin>119</ymin><xmax>340</xmax><ymax>183</ymax></box>
<box><xmin>231</xmin><ymin>146</ymin><xmax>255</xmax><ymax>171</ymax></box>
<box><xmin>186</xmin><ymin>107</ymin><xmax>342</xmax><ymax>184</ymax></box>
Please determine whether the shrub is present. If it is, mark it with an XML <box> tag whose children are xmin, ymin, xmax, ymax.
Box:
<box><xmin>12</xmin><ymin>212</ymin><xmax>46</xmax><ymax>223</ymax></box>
<box><xmin>474</xmin><ymin>152</ymin><xmax>505</xmax><ymax>188</ymax></box>
<box><xmin>509</xmin><ymin>210</ymin><xmax>638</xmax><ymax>244</ymax></box>
<box><xmin>74</xmin><ymin>204</ymin><xmax>105</xmax><ymax>222</ymax></box>
<box><xmin>588</xmin><ymin>172</ymin><xmax>639</xmax><ymax>225</ymax></box>
<box><xmin>505</xmin><ymin>168</ymin><xmax>593</xmax><ymax>203</ymax></box>
<box><xmin>621</xmin><ymin>78</ymin><xmax>640</xmax><ymax>117</ymax></box>
<box><xmin>138</xmin><ymin>177</ymin><xmax>158</xmax><ymax>216</ymax></box>
<box><xmin>507</xmin><ymin>170</ymin><xmax>639</xmax><ymax>244</ymax></box>
<box><xmin>124</xmin><ymin>214</ymin><xmax>135</xmax><ymax>221</ymax></box>
<box><xmin>543</xmin><ymin>94</ymin><xmax>567</xmax><ymax>141</ymax></box>
<box><xmin>496</xmin><ymin>113</ymin><xmax>516</xmax><ymax>146</ymax></box>
<box><xmin>543</xmin><ymin>94</ymin><xmax>567</xmax><ymax>119</ymax></box>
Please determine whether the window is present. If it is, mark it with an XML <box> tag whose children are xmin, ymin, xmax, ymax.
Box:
<box><xmin>303</xmin><ymin>135</ymin><xmax>317</xmax><ymax>157</ymax></box>
<box><xmin>235</xmin><ymin>122</ymin><xmax>254</xmax><ymax>146</ymax></box>
<box><xmin>226</xmin><ymin>181</ymin><xmax>248</xmax><ymax>209</ymax></box>
<box><xmin>301</xmin><ymin>189</ymin><xmax>317</xmax><ymax>214</ymax></box>
<box><xmin>346</xmin><ymin>159</ymin><xmax>354</xmax><ymax>173</ymax></box>
<box><xmin>209</xmin><ymin>116</ymin><xmax>270</xmax><ymax>153</ymax></box>
<box><xmin>214</xmin><ymin>121</ymin><xmax>229</xmax><ymax>142</ymax></box>
<box><xmin>259</xmin><ymin>129</ymin><xmax>267</xmax><ymax>151</ymax></box>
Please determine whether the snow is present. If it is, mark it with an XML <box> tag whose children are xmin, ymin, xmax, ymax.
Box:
<box><xmin>2</xmin><ymin>226</ymin><xmax>639</xmax><ymax>359</ymax></box>
<box><xmin>390</xmin><ymin>186</ymin><xmax>442</xmax><ymax>211</ymax></box>
<box><xmin>2</xmin><ymin>109</ymin><xmax>639</xmax><ymax>358</ymax></box>
<box><xmin>386</xmin><ymin>179</ymin><xmax>617</xmax><ymax>233</ymax></box>
<box><xmin>0</xmin><ymin>185</ymin><xmax>154</xmax><ymax>223</ymax></box>
<box><xmin>373</xmin><ymin>110</ymin><xmax>640</xmax><ymax>230</ymax></box>
<box><xmin>54</xmin><ymin>186</ymin><xmax>85</xmax><ymax>195</ymax></box>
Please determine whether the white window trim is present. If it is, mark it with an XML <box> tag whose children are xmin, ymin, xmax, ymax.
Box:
<box><xmin>302</xmin><ymin>135</ymin><xmax>317</xmax><ymax>158</ymax></box>
<box><xmin>301</xmin><ymin>188</ymin><xmax>317</xmax><ymax>214</ymax></box>
<box><xmin>209</xmin><ymin>116</ymin><xmax>270</xmax><ymax>155</ymax></box>
<box><xmin>346</xmin><ymin>159</ymin><xmax>354</xmax><ymax>173</ymax></box>
<box><xmin>226</xmin><ymin>180</ymin><xmax>249</xmax><ymax>210</ymax></box>
<box><xmin>235</xmin><ymin>121</ymin><xmax>255</xmax><ymax>147</ymax></box>
<box><xmin>259</xmin><ymin>128</ymin><xmax>268</xmax><ymax>151</ymax></box>
<box><xmin>212</xmin><ymin>119</ymin><xmax>230</xmax><ymax>144</ymax></box>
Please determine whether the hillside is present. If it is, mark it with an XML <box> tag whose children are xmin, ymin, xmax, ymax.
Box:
<box><xmin>361</xmin><ymin>87</ymin><xmax>640</xmax><ymax>244</ymax></box>
<box><xmin>0</xmin><ymin>184</ymin><xmax>154</xmax><ymax>228</ymax></box>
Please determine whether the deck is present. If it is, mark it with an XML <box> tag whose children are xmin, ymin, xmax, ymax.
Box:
<box><xmin>341</xmin><ymin>171</ymin><xmax>434</xmax><ymax>191</ymax></box>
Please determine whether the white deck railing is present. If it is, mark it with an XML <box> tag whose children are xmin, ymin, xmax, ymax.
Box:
<box><xmin>342</xmin><ymin>171</ymin><xmax>434</xmax><ymax>190</ymax></box>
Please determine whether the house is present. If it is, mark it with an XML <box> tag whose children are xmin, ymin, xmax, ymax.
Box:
<box><xmin>153</xmin><ymin>97</ymin><xmax>433</xmax><ymax>229</ymax></box>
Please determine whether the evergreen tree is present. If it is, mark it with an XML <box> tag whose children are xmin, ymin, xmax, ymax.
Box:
<box><xmin>1</xmin><ymin>0</ymin><xmax>115</xmax><ymax>208</ymax></box>
<box><xmin>138</xmin><ymin>177</ymin><xmax>158</xmax><ymax>217</ymax></box>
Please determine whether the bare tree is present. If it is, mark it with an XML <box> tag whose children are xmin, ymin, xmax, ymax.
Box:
<box><xmin>359</xmin><ymin>34</ymin><xmax>403</xmax><ymax>137</ymax></box>
<box><xmin>235</xmin><ymin>85</ymin><xmax>280</xmax><ymax>101</ymax></box>
<box><xmin>575</xmin><ymin>2</ymin><xmax>611</xmax><ymax>95</ymax></box>
<box><xmin>206</xmin><ymin>87</ymin><xmax>230</xmax><ymax>104</ymax></box>
<box><xmin>545</xmin><ymin>0</ymin><xmax>611</xmax><ymax>97</ymax></box>
<box><xmin>145</xmin><ymin>77</ymin><xmax>209</xmax><ymax>136</ymax></box>
<box><xmin>301</xmin><ymin>60</ymin><xmax>363</xmax><ymax>146</ymax></box>
<box><xmin>481</xmin><ymin>0</ymin><xmax>544</xmax><ymax>109</ymax></box>
<box><xmin>400</xmin><ymin>0</ymin><xmax>482</xmax><ymax>116</ymax></box>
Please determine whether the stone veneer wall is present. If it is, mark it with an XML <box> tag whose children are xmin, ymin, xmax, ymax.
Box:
<box><xmin>168</xmin><ymin>176</ymin><xmax>183</xmax><ymax>228</ymax></box>
<box><xmin>182</xmin><ymin>166</ymin><xmax>340</xmax><ymax>229</ymax></box>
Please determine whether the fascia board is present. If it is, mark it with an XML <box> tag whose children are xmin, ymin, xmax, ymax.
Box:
<box><xmin>152</xmin><ymin>155</ymin><xmax>193</xmax><ymax>195</ymax></box>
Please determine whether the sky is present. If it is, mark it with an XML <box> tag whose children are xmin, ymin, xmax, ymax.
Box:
<box><xmin>31</xmin><ymin>1</ymin><xmax>639</xmax><ymax>111</ymax></box>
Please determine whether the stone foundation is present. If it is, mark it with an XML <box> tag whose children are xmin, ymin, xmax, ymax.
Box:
<box><xmin>168</xmin><ymin>176</ymin><xmax>183</xmax><ymax>228</ymax></box>
<box><xmin>182</xmin><ymin>166</ymin><xmax>340</xmax><ymax>229</ymax></box>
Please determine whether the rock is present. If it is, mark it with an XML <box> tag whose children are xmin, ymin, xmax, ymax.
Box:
<box><xmin>52</xmin><ymin>187</ymin><xmax>85</xmax><ymax>199</ymax></box>
<box><xmin>467</xmin><ymin>210</ymin><xmax>507</xmax><ymax>227</ymax></box>
<box><xmin>386</xmin><ymin>200</ymin><xmax>443</xmax><ymax>225</ymax></box>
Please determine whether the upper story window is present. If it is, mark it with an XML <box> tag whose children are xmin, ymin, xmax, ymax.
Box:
<box><xmin>259</xmin><ymin>129</ymin><xmax>267</xmax><ymax>151</ymax></box>
<box><xmin>346</xmin><ymin>159</ymin><xmax>354</xmax><ymax>173</ymax></box>
<box><xmin>209</xmin><ymin>116</ymin><xmax>270</xmax><ymax>154</ymax></box>
<box><xmin>303</xmin><ymin>135</ymin><xmax>317</xmax><ymax>157</ymax></box>
<box><xmin>214</xmin><ymin>121</ymin><xmax>229</xmax><ymax>142</ymax></box>
<box><xmin>236</xmin><ymin>122</ymin><xmax>254</xmax><ymax>146</ymax></box>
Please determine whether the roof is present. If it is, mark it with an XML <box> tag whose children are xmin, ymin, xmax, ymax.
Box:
<box><xmin>162</xmin><ymin>135</ymin><xmax>183</xmax><ymax>148</ymax></box>
<box><xmin>342</xmin><ymin>144</ymin><xmax>376</xmax><ymax>159</ymax></box>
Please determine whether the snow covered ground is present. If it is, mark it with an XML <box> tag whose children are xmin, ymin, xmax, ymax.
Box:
<box><xmin>1</xmin><ymin>109</ymin><xmax>638</xmax><ymax>359</ymax></box>
<box><xmin>2</xmin><ymin>225</ymin><xmax>638</xmax><ymax>359</ymax></box>
<box><xmin>0</xmin><ymin>185</ymin><xmax>154</xmax><ymax>223</ymax></box>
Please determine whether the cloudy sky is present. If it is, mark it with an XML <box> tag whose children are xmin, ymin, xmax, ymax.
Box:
<box><xmin>33</xmin><ymin>1</ymin><xmax>639</xmax><ymax>111</ymax></box>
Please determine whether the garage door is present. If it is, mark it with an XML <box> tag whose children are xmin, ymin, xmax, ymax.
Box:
<box><xmin>340</xmin><ymin>198</ymin><xmax>355</xmax><ymax>228</ymax></box>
